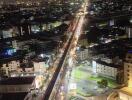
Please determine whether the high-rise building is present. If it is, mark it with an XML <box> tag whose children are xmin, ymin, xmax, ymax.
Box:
<box><xmin>124</xmin><ymin>53</ymin><xmax>132</xmax><ymax>87</ymax></box>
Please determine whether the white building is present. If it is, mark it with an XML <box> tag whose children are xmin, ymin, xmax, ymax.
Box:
<box><xmin>92</xmin><ymin>60</ymin><xmax>123</xmax><ymax>81</ymax></box>
<box><xmin>0</xmin><ymin>59</ymin><xmax>34</xmax><ymax>77</ymax></box>
<box><xmin>0</xmin><ymin>60</ymin><xmax>20</xmax><ymax>76</ymax></box>
<box><xmin>76</xmin><ymin>48</ymin><xmax>89</xmax><ymax>61</ymax></box>
<box><xmin>2</xmin><ymin>29</ymin><xmax>13</xmax><ymax>38</ymax></box>
<box><xmin>33</xmin><ymin>61</ymin><xmax>48</xmax><ymax>74</ymax></box>
<box><xmin>1</xmin><ymin>27</ymin><xmax>19</xmax><ymax>39</ymax></box>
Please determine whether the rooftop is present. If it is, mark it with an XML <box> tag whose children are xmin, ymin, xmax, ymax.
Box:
<box><xmin>0</xmin><ymin>76</ymin><xmax>35</xmax><ymax>85</ymax></box>
<box><xmin>0</xmin><ymin>50</ymin><xmax>26</xmax><ymax>64</ymax></box>
<box><xmin>33</xmin><ymin>56</ymin><xmax>49</xmax><ymax>63</ymax></box>
<box><xmin>96</xmin><ymin>60</ymin><xmax>123</xmax><ymax>69</ymax></box>
<box><xmin>0</xmin><ymin>92</ymin><xmax>27</xmax><ymax>100</ymax></box>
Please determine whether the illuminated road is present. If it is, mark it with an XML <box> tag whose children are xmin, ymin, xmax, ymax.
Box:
<box><xmin>41</xmin><ymin>1</ymin><xmax>88</xmax><ymax>100</ymax></box>
<box><xmin>42</xmin><ymin>18</ymin><xmax>81</xmax><ymax>100</ymax></box>
<box><xmin>24</xmin><ymin>1</ymin><xmax>88</xmax><ymax>100</ymax></box>
<box><xmin>55</xmin><ymin>0</ymin><xmax>112</xmax><ymax>100</ymax></box>
<box><xmin>54</xmin><ymin>1</ymin><xmax>88</xmax><ymax>100</ymax></box>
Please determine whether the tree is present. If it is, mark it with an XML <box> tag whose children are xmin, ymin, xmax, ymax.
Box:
<box><xmin>97</xmin><ymin>79</ymin><xmax>108</xmax><ymax>88</ymax></box>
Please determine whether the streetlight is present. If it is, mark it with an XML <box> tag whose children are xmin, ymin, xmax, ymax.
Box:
<box><xmin>40</xmin><ymin>54</ymin><xmax>44</xmax><ymax>58</ymax></box>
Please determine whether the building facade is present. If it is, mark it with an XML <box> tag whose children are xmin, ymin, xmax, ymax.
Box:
<box><xmin>0</xmin><ymin>60</ymin><xmax>20</xmax><ymax>76</ymax></box>
<box><xmin>93</xmin><ymin>60</ymin><xmax>123</xmax><ymax>83</ymax></box>
<box><xmin>0</xmin><ymin>77</ymin><xmax>35</xmax><ymax>93</ymax></box>
<box><xmin>76</xmin><ymin>48</ymin><xmax>89</xmax><ymax>61</ymax></box>
<box><xmin>124</xmin><ymin>53</ymin><xmax>132</xmax><ymax>87</ymax></box>
<box><xmin>33</xmin><ymin>61</ymin><xmax>47</xmax><ymax>74</ymax></box>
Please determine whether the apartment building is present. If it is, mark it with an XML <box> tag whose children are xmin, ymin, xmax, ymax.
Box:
<box><xmin>93</xmin><ymin>60</ymin><xmax>123</xmax><ymax>83</ymax></box>
<box><xmin>0</xmin><ymin>60</ymin><xmax>20</xmax><ymax>76</ymax></box>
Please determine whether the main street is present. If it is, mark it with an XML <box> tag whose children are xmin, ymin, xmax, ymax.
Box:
<box><xmin>55</xmin><ymin>1</ymin><xmax>88</xmax><ymax>100</ymax></box>
<box><xmin>54</xmin><ymin>0</ymin><xmax>113</xmax><ymax>100</ymax></box>
<box><xmin>24</xmin><ymin>0</ymin><xmax>88</xmax><ymax>100</ymax></box>
<box><xmin>42</xmin><ymin>1</ymin><xmax>88</xmax><ymax>100</ymax></box>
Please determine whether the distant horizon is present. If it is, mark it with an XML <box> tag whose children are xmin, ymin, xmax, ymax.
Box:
<box><xmin>0</xmin><ymin>0</ymin><xmax>63</xmax><ymax>4</ymax></box>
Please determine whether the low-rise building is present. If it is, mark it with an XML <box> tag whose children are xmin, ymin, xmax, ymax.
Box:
<box><xmin>0</xmin><ymin>52</ymin><xmax>54</xmax><ymax>77</ymax></box>
<box><xmin>33</xmin><ymin>57</ymin><xmax>50</xmax><ymax>74</ymax></box>
<box><xmin>33</xmin><ymin>61</ymin><xmax>47</xmax><ymax>74</ymax></box>
<box><xmin>100</xmin><ymin>55</ymin><xmax>123</xmax><ymax>65</ymax></box>
<box><xmin>0</xmin><ymin>27</ymin><xmax>19</xmax><ymax>39</ymax></box>
<box><xmin>0</xmin><ymin>60</ymin><xmax>20</xmax><ymax>76</ymax></box>
<box><xmin>92</xmin><ymin>60</ymin><xmax>123</xmax><ymax>83</ymax></box>
<box><xmin>0</xmin><ymin>76</ymin><xmax>35</xmax><ymax>93</ymax></box>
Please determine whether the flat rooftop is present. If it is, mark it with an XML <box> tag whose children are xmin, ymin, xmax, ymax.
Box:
<box><xmin>0</xmin><ymin>92</ymin><xmax>27</xmax><ymax>100</ymax></box>
<box><xmin>0</xmin><ymin>76</ymin><xmax>35</xmax><ymax>85</ymax></box>
<box><xmin>96</xmin><ymin>60</ymin><xmax>123</xmax><ymax>68</ymax></box>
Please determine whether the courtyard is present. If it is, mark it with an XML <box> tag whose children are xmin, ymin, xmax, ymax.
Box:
<box><xmin>68</xmin><ymin>61</ymin><xmax>120</xmax><ymax>99</ymax></box>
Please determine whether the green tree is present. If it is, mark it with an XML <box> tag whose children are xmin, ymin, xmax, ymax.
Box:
<box><xmin>97</xmin><ymin>79</ymin><xmax>108</xmax><ymax>88</ymax></box>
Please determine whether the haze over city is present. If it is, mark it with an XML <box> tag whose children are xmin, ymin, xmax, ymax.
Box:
<box><xmin>0</xmin><ymin>0</ymin><xmax>132</xmax><ymax>100</ymax></box>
